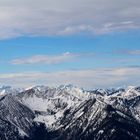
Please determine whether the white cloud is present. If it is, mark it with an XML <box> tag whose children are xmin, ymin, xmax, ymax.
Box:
<box><xmin>128</xmin><ymin>50</ymin><xmax>140</xmax><ymax>55</ymax></box>
<box><xmin>0</xmin><ymin>67</ymin><xmax>140</xmax><ymax>89</ymax></box>
<box><xmin>11</xmin><ymin>52</ymin><xmax>94</xmax><ymax>65</ymax></box>
<box><xmin>0</xmin><ymin>0</ymin><xmax>140</xmax><ymax>39</ymax></box>
<box><xmin>11</xmin><ymin>52</ymin><xmax>78</xmax><ymax>65</ymax></box>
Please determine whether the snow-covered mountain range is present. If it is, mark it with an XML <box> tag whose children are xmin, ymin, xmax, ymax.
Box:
<box><xmin>0</xmin><ymin>85</ymin><xmax>140</xmax><ymax>140</ymax></box>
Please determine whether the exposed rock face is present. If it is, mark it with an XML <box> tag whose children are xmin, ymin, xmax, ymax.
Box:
<box><xmin>0</xmin><ymin>85</ymin><xmax>140</xmax><ymax>140</ymax></box>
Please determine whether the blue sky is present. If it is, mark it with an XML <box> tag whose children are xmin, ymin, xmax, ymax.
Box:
<box><xmin>0</xmin><ymin>0</ymin><xmax>140</xmax><ymax>89</ymax></box>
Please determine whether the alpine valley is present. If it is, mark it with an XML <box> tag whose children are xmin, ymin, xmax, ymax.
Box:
<box><xmin>0</xmin><ymin>85</ymin><xmax>140</xmax><ymax>140</ymax></box>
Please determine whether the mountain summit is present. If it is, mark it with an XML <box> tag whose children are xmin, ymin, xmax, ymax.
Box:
<box><xmin>0</xmin><ymin>85</ymin><xmax>140</xmax><ymax>140</ymax></box>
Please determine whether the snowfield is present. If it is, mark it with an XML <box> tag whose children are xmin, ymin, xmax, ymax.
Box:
<box><xmin>0</xmin><ymin>85</ymin><xmax>140</xmax><ymax>140</ymax></box>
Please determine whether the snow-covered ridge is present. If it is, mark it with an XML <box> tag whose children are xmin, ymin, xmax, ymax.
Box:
<box><xmin>15</xmin><ymin>85</ymin><xmax>91</xmax><ymax>129</ymax></box>
<box><xmin>0</xmin><ymin>85</ymin><xmax>24</xmax><ymax>96</ymax></box>
<box><xmin>1</xmin><ymin>84</ymin><xmax>140</xmax><ymax>98</ymax></box>
<box><xmin>0</xmin><ymin>85</ymin><xmax>140</xmax><ymax>139</ymax></box>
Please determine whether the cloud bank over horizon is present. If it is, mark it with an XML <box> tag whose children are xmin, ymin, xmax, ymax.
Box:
<box><xmin>0</xmin><ymin>67</ymin><xmax>140</xmax><ymax>89</ymax></box>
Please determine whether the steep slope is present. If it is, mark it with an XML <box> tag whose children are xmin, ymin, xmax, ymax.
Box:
<box><xmin>1</xmin><ymin>85</ymin><xmax>140</xmax><ymax>140</ymax></box>
<box><xmin>0</xmin><ymin>95</ymin><xmax>36</xmax><ymax>139</ymax></box>
<box><xmin>52</xmin><ymin>98</ymin><xmax>140</xmax><ymax>140</ymax></box>
<box><xmin>16</xmin><ymin>85</ymin><xmax>91</xmax><ymax>129</ymax></box>
<box><xmin>98</xmin><ymin>86</ymin><xmax>140</xmax><ymax>122</ymax></box>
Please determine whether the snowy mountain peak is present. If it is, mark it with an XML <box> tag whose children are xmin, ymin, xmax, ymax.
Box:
<box><xmin>58</xmin><ymin>84</ymin><xmax>77</xmax><ymax>90</ymax></box>
<box><xmin>0</xmin><ymin>85</ymin><xmax>140</xmax><ymax>139</ymax></box>
<box><xmin>0</xmin><ymin>85</ymin><xmax>24</xmax><ymax>96</ymax></box>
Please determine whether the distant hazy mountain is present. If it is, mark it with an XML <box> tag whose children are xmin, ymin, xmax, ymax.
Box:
<box><xmin>0</xmin><ymin>85</ymin><xmax>140</xmax><ymax>140</ymax></box>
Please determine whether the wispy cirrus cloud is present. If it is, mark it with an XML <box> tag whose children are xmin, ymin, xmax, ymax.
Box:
<box><xmin>127</xmin><ymin>50</ymin><xmax>140</xmax><ymax>55</ymax></box>
<box><xmin>112</xmin><ymin>49</ymin><xmax>140</xmax><ymax>56</ymax></box>
<box><xmin>0</xmin><ymin>0</ymin><xmax>140</xmax><ymax>39</ymax></box>
<box><xmin>11</xmin><ymin>52</ymin><xmax>93</xmax><ymax>65</ymax></box>
<box><xmin>0</xmin><ymin>67</ymin><xmax>140</xmax><ymax>89</ymax></box>
<box><xmin>11</xmin><ymin>52</ymin><xmax>77</xmax><ymax>65</ymax></box>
